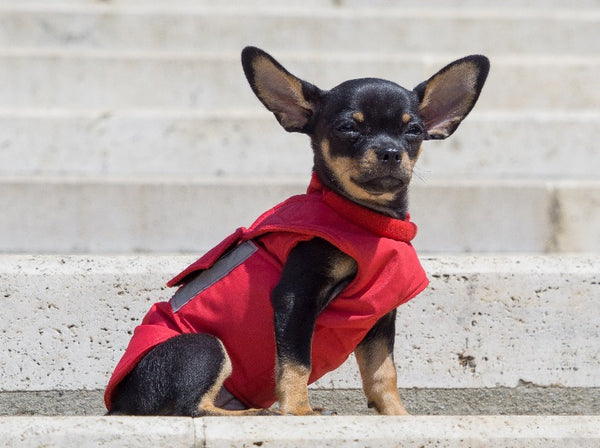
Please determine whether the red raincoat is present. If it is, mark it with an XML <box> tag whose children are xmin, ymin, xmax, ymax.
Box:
<box><xmin>105</xmin><ymin>174</ymin><xmax>428</xmax><ymax>410</ymax></box>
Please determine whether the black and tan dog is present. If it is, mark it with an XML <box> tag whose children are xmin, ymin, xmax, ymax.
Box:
<box><xmin>105</xmin><ymin>47</ymin><xmax>489</xmax><ymax>416</ymax></box>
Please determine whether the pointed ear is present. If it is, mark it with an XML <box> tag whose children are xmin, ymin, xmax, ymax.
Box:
<box><xmin>241</xmin><ymin>46</ymin><xmax>322</xmax><ymax>133</ymax></box>
<box><xmin>414</xmin><ymin>55</ymin><xmax>489</xmax><ymax>139</ymax></box>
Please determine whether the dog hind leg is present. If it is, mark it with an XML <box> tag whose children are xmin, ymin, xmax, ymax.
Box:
<box><xmin>109</xmin><ymin>333</ymin><xmax>267</xmax><ymax>416</ymax></box>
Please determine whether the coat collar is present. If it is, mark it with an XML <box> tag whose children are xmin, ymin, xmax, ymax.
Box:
<box><xmin>306</xmin><ymin>172</ymin><xmax>418</xmax><ymax>242</ymax></box>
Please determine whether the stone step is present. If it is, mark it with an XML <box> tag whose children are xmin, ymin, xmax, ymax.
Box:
<box><xmin>1</xmin><ymin>416</ymin><xmax>600</xmax><ymax>447</ymax></box>
<box><xmin>1</xmin><ymin>254</ymin><xmax>598</xmax><ymax>393</ymax></box>
<box><xmin>4</xmin><ymin>387</ymin><xmax>600</xmax><ymax>417</ymax></box>
<box><xmin>1</xmin><ymin>52</ymin><xmax>599</xmax><ymax>110</ymax></box>
<box><xmin>1</xmin><ymin>177</ymin><xmax>599</xmax><ymax>253</ymax></box>
<box><xmin>8</xmin><ymin>0</ymin><xmax>600</xmax><ymax>8</ymax></box>
<box><xmin>1</xmin><ymin>3</ymin><xmax>599</xmax><ymax>55</ymax></box>
<box><xmin>1</xmin><ymin>110</ymin><xmax>598</xmax><ymax>179</ymax></box>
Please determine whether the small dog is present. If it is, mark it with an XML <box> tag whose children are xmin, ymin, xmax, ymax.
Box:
<box><xmin>105</xmin><ymin>47</ymin><xmax>489</xmax><ymax>416</ymax></box>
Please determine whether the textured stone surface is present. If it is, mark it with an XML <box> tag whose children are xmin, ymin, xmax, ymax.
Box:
<box><xmin>1</xmin><ymin>54</ymin><xmax>599</xmax><ymax>111</ymax></box>
<box><xmin>3</xmin><ymin>388</ymin><xmax>600</xmax><ymax>417</ymax></box>
<box><xmin>1</xmin><ymin>4</ymin><xmax>600</xmax><ymax>56</ymax></box>
<box><xmin>0</xmin><ymin>416</ymin><xmax>194</xmax><ymax>448</ymax></box>
<box><xmin>317</xmin><ymin>254</ymin><xmax>600</xmax><ymax>389</ymax></box>
<box><xmin>3</xmin><ymin>415</ymin><xmax>599</xmax><ymax>448</ymax></box>
<box><xmin>0</xmin><ymin>255</ymin><xmax>192</xmax><ymax>391</ymax></box>
<box><xmin>2</xmin><ymin>180</ymin><xmax>600</xmax><ymax>252</ymax></box>
<box><xmin>309</xmin><ymin>387</ymin><xmax>600</xmax><ymax>416</ymax></box>
<box><xmin>1</xmin><ymin>2</ymin><xmax>599</xmax><ymax>259</ymax></box>
<box><xmin>2</xmin><ymin>112</ymin><xmax>598</xmax><ymax>179</ymax></box>
<box><xmin>554</xmin><ymin>183</ymin><xmax>600</xmax><ymax>252</ymax></box>
<box><xmin>201</xmin><ymin>416</ymin><xmax>600</xmax><ymax>448</ymax></box>
<box><xmin>1</xmin><ymin>254</ymin><xmax>598</xmax><ymax>392</ymax></box>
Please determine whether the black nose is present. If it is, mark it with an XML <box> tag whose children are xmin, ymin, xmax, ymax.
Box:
<box><xmin>377</xmin><ymin>147</ymin><xmax>402</xmax><ymax>163</ymax></box>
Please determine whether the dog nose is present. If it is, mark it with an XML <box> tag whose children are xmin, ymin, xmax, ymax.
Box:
<box><xmin>377</xmin><ymin>147</ymin><xmax>402</xmax><ymax>163</ymax></box>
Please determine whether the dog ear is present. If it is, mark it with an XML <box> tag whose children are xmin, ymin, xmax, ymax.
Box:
<box><xmin>242</xmin><ymin>46</ymin><xmax>322</xmax><ymax>133</ymax></box>
<box><xmin>414</xmin><ymin>55</ymin><xmax>489</xmax><ymax>140</ymax></box>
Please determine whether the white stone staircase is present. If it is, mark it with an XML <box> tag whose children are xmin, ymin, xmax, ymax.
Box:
<box><xmin>1</xmin><ymin>1</ymin><xmax>599</xmax><ymax>253</ymax></box>
<box><xmin>1</xmin><ymin>1</ymin><xmax>599</xmax><ymax>446</ymax></box>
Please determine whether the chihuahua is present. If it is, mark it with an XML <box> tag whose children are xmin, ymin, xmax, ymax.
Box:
<box><xmin>105</xmin><ymin>46</ymin><xmax>489</xmax><ymax>416</ymax></box>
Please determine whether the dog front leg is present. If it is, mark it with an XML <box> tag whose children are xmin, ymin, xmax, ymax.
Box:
<box><xmin>271</xmin><ymin>238</ymin><xmax>356</xmax><ymax>415</ymax></box>
<box><xmin>271</xmin><ymin>277</ymin><xmax>320</xmax><ymax>414</ymax></box>
<box><xmin>354</xmin><ymin>310</ymin><xmax>409</xmax><ymax>415</ymax></box>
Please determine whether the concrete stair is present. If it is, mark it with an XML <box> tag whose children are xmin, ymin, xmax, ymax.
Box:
<box><xmin>2</xmin><ymin>110</ymin><xmax>599</xmax><ymax>178</ymax></box>
<box><xmin>1</xmin><ymin>52</ymin><xmax>599</xmax><ymax>110</ymax></box>
<box><xmin>2</xmin><ymin>2</ymin><xmax>600</xmax><ymax>55</ymax></box>
<box><xmin>2</xmin><ymin>416</ymin><xmax>600</xmax><ymax>447</ymax></box>
<box><xmin>1</xmin><ymin>254</ymin><xmax>599</xmax><ymax>444</ymax></box>
<box><xmin>2</xmin><ymin>254</ymin><xmax>598</xmax><ymax>393</ymax></box>
<box><xmin>2</xmin><ymin>177</ymin><xmax>600</xmax><ymax>253</ymax></box>
<box><xmin>1</xmin><ymin>0</ymin><xmax>599</xmax><ymax>446</ymax></box>
<box><xmin>1</xmin><ymin>2</ymin><xmax>599</xmax><ymax>253</ymax></box>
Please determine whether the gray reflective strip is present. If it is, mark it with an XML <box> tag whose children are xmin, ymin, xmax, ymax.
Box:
<box><xmin>170</xmin><ymin>240</ymin><xmax>258</xmax><ymax>313</ymax></box>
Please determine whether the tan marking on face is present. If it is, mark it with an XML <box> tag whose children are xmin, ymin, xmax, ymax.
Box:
<box><xmin>320</xmin><ymin>139</ymin><xmax>399</xmax><ymax>205</ymax></box>
<box><xmin>402</xmin><ymin>113</ymin><xmax>412</xmax><ymax>124</ymax></box>
<box><xmin>411</xmin><ymin>144</ymin><xmax>423</xmax><ymax>168</ymax></box>
<box><xmin>355</xmin><ymin>341</ymin><xmax>409</xmax><ymax>415</ymax></box>
<box><xmin>364</xmin><ymin>147</ymin><xmax>379</xmax><ymax>166</ymax></box>
<box><xmin>276</xmin><ymin>361</ymin><xmax>312</xmax><ymax>415</ymax></box>
<box><xmin>352</xmin><ymin>111</ymin><xmax>365</xmax><ymax>123</ymax></box>
<box><xmin>400</xmin><ymin>151</ymin><xmax>414</xmax><ymax>182</ymax></box>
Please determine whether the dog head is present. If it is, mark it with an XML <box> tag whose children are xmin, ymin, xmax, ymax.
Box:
<box><xmin>242</xmin><ymin>47</ymin><xmax>489</xmax><ymax>218</ymax></box>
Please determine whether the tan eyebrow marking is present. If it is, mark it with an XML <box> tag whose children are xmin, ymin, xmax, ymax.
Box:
<box><xmin>352</xmin><ymin>111</ymin><xmax>365</xmax><ymax>122</ymax></box>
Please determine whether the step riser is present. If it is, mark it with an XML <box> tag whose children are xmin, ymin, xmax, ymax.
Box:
<box><xmin>1</xmin><ymin>112</ymin><xmax>598</xmax><ymax>178</ymax></box>
<box><xmin>309</xmin><ymin>388</ymin><xmax>600</xmax><ymax>416</ymax></box>
<box><xmin>1</xmin><ymin>55</ymin><xmax>599</xmax><ymax>110</ymax></box>
<box><xmin>3</xmin><ymin>388</ymin><xmax>600</xmax><ymax>417</ymax></box>
<box><xmin>1</xmin><ymin>180</ymin><xmax>598</xmax><ymax>253</ymax></box>
<box><xmin>1</xmin><ymin>9</ymin><xmax>599</xmax><ymax>54</ymax></box>
<box><xmin>2</xmin><ymin>416</ymin><xmax>600</xmax><ymax>448</ymax></box>
<box><xmin>1</xmin><ymin>254</ymin><xmax>598</xmax><ymax>391</ymax></box>
<box><xmin>5</xmin><ymin>0</ymin><xmax>600</xmax><ymax>8</ymax></box>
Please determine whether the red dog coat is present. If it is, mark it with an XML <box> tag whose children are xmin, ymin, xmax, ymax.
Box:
<box><xmin>105</xmin><ymin>174</ymin><xmax>428</xmax><ymax>410</ymax></box>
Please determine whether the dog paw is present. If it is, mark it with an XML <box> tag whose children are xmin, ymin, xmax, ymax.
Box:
<box><xmin>306</xmin><ymin>407</ymin><xmax>337</xmax><ymax>416</ymax></box>
<box><xmin>259</xmin><ymin>408</ymin><xmax>285</xmax><ymax>416</ymax></box>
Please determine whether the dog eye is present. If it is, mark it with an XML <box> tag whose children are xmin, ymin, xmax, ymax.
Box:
<box><xmin>406</xmin><ymin>124</ymin><xmax>424</xmax><ymax>136</ymax></box>
<box><xmin>337</xmin><ymin>122</ymin><xmax>358</xmax><ymax>133</ymax></box>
